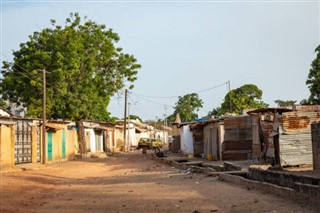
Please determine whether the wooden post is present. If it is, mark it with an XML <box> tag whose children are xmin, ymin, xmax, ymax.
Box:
<box><xmin>42</xmin><ymin>69</ymin><xmax>47</xmax><ymax>164</ymax></box>
<box><xmin>123</xmin><ymin>89</ymin><xmax>128</xmax><ymax>151</ymax></box>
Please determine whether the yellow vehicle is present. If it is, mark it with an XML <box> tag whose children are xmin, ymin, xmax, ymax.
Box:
<box><xmin>137</xmin><ymin>138</ymin><xmax>151</xmax><ymax>149</ymax></box>
<box><xmin>150</xmin><ymin>138</ymin><xmax>162</xmax><ymax>148</ymax></box>
<box><xmin>137</xmin><ymin>138</ymin><xmax>162</xmax><ymax>149</ymax></box>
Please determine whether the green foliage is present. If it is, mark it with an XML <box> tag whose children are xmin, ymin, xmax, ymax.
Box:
<box><xmin>0</xmin><ymin>99</ymin><xmax>6</xmax><ymax>109</ymax></box>
<box><xmin>129</xmin><ymin>114</ymin><xmax>142</xmax><ymax>122</ymax></box>
<box><xmin>1</xmin><ymin>13</ymin><xmax>140</xmax><ymax>121</ymax></box>
<box><xmin>306</xmin><ymin>45</ymin><xmax>320</xmax><ymax>104</ymax></box>
<box><xmin>208</xmin><ymin>106</ymin><xmax>222</xmax><ymax>117</ymax></box>
<box><xmin>274</xmin><ymin>99</ymin><xmax>296</xmax><ymax>107</ymax></box>
<box><xmin>171</xmin><ymin>93</ymin><xmax>203</xmax><ymax>122</ymax></box>
<box><xmin>300</xmin><ymin>99</ymin><xmax>311</xmax><ymax>105</ymax></box>
<box><xmin>220</xmin><ymin>84</ymin><xmax>268</xmax><ymax>115</ymax></box>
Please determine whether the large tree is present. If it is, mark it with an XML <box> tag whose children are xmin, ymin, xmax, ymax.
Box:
<box><xmin>306</xmin><ymin>45</ymin><xmax>320</xmax><ymax>104</ymax></box>
<box><xmin>274</xmin><ymin>99</ymin><xmax>296</xmax><ymax>107</ymax></box>
<box><xmin>170</xmin><ymin>93</ymin><xmax>203</xmax><ymax>122</ymax></box>
<box><xmin>1</xmin><ymin>13</ymin><xmax>140</xmax><ymax>153</ymax></box>
<box><xmin>220</xmin><ymin>84</ymin><xmax>268</xmax><ymax>115</ymax></box>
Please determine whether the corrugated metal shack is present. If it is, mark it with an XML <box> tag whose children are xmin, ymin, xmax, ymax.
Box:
<box><xmin>222</xmin><ymin>116</ymin><xmax>258</xmax><ymax>161</ymax></box>
<box><xmin>247</xmin><ymin>108</ymin><xmax>292</xmax><ymax>165</ymax></box>
<box><xmin>203</xmin><ymin>119</ymin><xmax>224</xmax><ymax>160</ymax></box>
<box><xmin>279</xmin><ymin>111</ymin><xmax>320</xmax><ymax>167</ymax></box>
<box><xmin>190</xmin><ymin>122</ymin><xmax>205</xmax><ymax>157</ymax></box>
<box><xmin>248</xmin><ymin>106</ymin><xmax>320</xmax><ymax>167</ymax></box>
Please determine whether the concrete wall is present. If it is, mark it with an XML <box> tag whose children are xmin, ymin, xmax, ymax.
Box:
<box><xmin>85</xmin><ymin>129</ymin><xmax>95</xmax><ymax>152</ymax></box>
<box><xmin>248</xmin><ymin>167</ymin><xmax>320</xmax><ymax>199</ymax></box>
<box><xmin>0</xmin><ymin>123</ymin><xmax>15</xmax><ymax>171</ymax></box>
<box><xmin>67</xmin><ymin>129</ymin><xmax>77</xmax><ymax>158</ymax></box>
<box><xmin>311</xmin><ymin>122</ymin><xmax>320</xmax><ymax>170</ymax></box>
<box><xmin>180</xmin><ymin>125</ymin><xmax>193</xmax><ymax>155</ymax></box>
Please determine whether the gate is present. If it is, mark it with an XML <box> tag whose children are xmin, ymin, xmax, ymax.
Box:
<box><xmin>14</xmin><ymin>120</ymin><xmax>32</xmax><ymax>164</ymax></box>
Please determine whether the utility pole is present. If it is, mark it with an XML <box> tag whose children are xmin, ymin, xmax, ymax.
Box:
<box><xmin>127</xmin><ymin>102</ymin><xmax>131</xmax><ymax>150</ymax></box>
<box><xmin>123</xmin><ymin>89</ymin><xmax>128</xmax><ymax>152</ymax></box>
<box><xmin>163</xmin><ymin>105</ymin><xmax>167</xmax><ymax>144</ymax></box>
<box><xmin>228</xmin><ymin>80</ymin><xmax>232</xmax><ymax>113</ymax></box>
<box><xmin>42</xmin><ymin>69</ymin><xmax>46</xmax><ymax>164</ymax></box>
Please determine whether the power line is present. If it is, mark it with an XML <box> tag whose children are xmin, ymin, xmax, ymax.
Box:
<box><xmin>132</xmin><ymin>81</ymin><xmax>228</xmax><ymax>99</ymax></box>
<box><xmin>131</xmin><ymin>93</ymin><xmax>175</xmax><ymax>107</ymax></box>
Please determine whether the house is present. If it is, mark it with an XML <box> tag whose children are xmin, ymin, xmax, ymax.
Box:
<box><xmin>75</xmin><ymin>120</ymin><xmax>116</xmax><ymax>154</ymax></box>
<box><xmin>0</xmin><ymin>116</ymin><xmax>40</xmax><ymax>165</ymax></box>
<box><xmin>0</xmin><ymin>116</ymin><xmax>78</xmax><ymax>168</ymax></box>
<box><xmin>45</xmin><ymin>120</ymin><xmax>77</xmax><ymax>163</ymax></box>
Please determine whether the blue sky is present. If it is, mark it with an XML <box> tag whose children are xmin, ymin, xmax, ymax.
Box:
<box><xmin>1</xmin><ymin>0</ymin><xmax>319</xmax><ymax>121</ymax></box>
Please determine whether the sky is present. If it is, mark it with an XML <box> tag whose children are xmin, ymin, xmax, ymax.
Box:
<box><xmin>1</xmin><ymin>0</ymin><xmax>319</xmax><ymax>121</ymax></box>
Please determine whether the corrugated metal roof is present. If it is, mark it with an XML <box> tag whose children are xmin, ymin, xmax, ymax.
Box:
<box><xmin>45</xmin><ymin>123</ymin><xmax>65</xmax><ymax>130</ymax></box>
<box><xmin>0</xmin><ymin>121</ymin><xmax>15</xmax><ymax>125</ymax></box>
<box><xmin>247</xmin><ymin>107</ymin><xmax>293</xmax><ymax>115</ymax></box>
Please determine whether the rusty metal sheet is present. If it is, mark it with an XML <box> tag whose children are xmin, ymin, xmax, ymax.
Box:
<box><xmin>282</xmin><ymin>111</ymin><xmax>320</xmax><ymax>135</ymax></box>
<box><xmin>295</xmin><ymin>105</ymin><xmax>320</xmax><ymax>112</ymax></box>
<box><xmin>224</xmin><ymin>116</ymin><xmax>252</xmax><ymax>130</ymax></box>
<box><xmin>224</xmin><ymin>128</ymin><xmax>252</xmax><ymax>141</ymax></box>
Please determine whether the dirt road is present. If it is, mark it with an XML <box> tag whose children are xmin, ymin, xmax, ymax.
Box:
<box><xmin>1</xmin><ymin>150</ymin><xmax>319</xmax><ymax>213</ymax></box>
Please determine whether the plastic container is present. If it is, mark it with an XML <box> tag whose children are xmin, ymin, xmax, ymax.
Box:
<box><xmin>207</xmin><ymin>154</ymin><xmax>214</xmax><ymax>161</ymax></box>
<box><xmin>188</xmin><ymin>154</ymin><xmax>194</xmax><ymax>159</ymax></box>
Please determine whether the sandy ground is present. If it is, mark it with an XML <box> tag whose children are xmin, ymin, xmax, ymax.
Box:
<box><xmin>1</xmin><ymin>150</ymin><xmax>319</xmax><ymax>213</ymax></box>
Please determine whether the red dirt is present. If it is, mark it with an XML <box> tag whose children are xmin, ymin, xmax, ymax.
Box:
<box><xmin>1</xmin><ymin>150</ymin><xmax>319</xmax><ymax>213</ymax></box>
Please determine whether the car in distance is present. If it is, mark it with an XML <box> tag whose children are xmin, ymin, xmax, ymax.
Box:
<box><xmin>137</xmin><ymin>138</ymin><xmax>162</xmax><ymax>149</ymax></box>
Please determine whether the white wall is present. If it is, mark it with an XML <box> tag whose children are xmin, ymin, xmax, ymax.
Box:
<box><xmin>85</xmin><ymin>129</ymin><xmax>96</xmax><ymax>152</ymax></box>
<box><xmin>128</xmin><ymin>124</ymin><xmax>137</xmax><ymax>147</ymax></box>
<box><xmin>180</xmin><ymin>125</ymin><xmax>194</xmax><ymax>155</ymax></box>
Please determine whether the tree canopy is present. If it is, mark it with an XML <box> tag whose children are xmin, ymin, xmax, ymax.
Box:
<box><xmin>274</xmin><ymin>99</ymin><xmax>296</xmax><ymax>107</ymax></box>
<box><xmin>219</xmin><ymin>84</ymin><xmax>268</xmax><ymax>115</ymax></box>
<box><xmin>169</xmin><ymin>93</ymin><xmax>203</xmax><ymax>122</ymax></box>
<box><xmin>1</xmin><ymin>13</ymin><xmax>140</xmax><ymax>121</ymax></box>
<box><xmin>306</xmin><ymin>45</ymin><xmax>320</xmax><ymax>104</ymax></box>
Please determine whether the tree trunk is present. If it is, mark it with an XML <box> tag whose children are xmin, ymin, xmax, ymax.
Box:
<box><xmin>76</xmin><ymin>119</ymin><xmax>86</xmax><ymax>154</ymax></box>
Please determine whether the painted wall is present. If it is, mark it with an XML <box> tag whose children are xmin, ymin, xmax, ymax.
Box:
<box><xmin>67</xmin><ymin>129</ymin><xmax>77</xmax><ymax>158</ymax></box>
<box><xmin>46</xmin><ymin>127</ymin><xmax>77</xmax><ymax>163</ymax></box>
<box><xmin>128</xmin><ymin>124</ymin><xmax>137</xmax><ymax>147</ymax></box>
<box><xmin>0</xmin><ymin>124</ymin><xmax>14</xmax><ymax>171</ymax></box>
<box><xmin>180</xmin><ymin>125</ymin><xmax>194</xmax><ymax>155</ymax></box>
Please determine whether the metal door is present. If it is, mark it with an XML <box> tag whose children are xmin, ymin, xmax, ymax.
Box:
<box><xmin>37</xmin><ymin>126</ymin><xmax>41</xmax><ymax>162</ymax></box>
<box><xmin>62</xmin><ymin>129</ymin><xmax>66</xmax><ymax>159</ymax></box>
<box><xmin>14</xmin><ymin>120</ymin><xmax>32</xmax><ymax>164</ymax></box>
<box><xmin>48</xmin><ymin>132</ymin><xmax>53</xmax><ymax>161</ymax></box>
